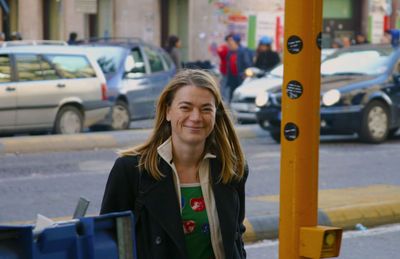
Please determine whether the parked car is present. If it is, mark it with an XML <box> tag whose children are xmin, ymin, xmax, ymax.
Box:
<box><xmin>255</xmin><ymin>44</ymin><xmax>400</xmax><ymax>143</ymax></box>
<box><xmin>231</xmin><ymin>49</ymin><xmax>336</xmax><ymax>123</ymax></box>
<box><xmin>81</xmin><ymin>38</ymin><xmax>176</xmax><ymax>130</ymax></box>
<box><xmin>0</xmin><ymin>41</ymin><xmax>111</xmax><ymax>135</ymax></box>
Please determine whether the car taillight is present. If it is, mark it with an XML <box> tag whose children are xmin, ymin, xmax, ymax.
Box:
<box><xmin>101</xmin><ymin>84</ymin><xmax>107</xmax><ymax>100</ymax></box>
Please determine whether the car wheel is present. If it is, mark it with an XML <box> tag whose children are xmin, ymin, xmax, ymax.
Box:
<box><xmin>111</xmin><ymin>101</ymin><xmax>130</xmax><ymax>130</ymax></box>
<box><xmin>359</xmin><ymin>100</ymin><xmax>389</xmax><ymax>143</ymax></box>
<box><xmin>270</xmin><ymin>130</ymin><xmax>281</xmax><ymax>143</ymax></box>
<box><xmin>54</xmin><ymin>106</ymin><xmax>83</xmax><ymax>134</ymax></box>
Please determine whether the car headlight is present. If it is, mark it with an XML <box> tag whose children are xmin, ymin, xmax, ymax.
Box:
<box><xmin>245</xmin><ymin>67</ymin><xmax>254</xmax><ymax>77</ymax></box>
<box><xmin>322</xmin><ymin>89</ymin><xmax>341</xmax><ymax>106</ymax></box>
<box><xmin>255</xmin><ymin>92</ymin><xmax>269</xmax><ymax>107</ymax></box>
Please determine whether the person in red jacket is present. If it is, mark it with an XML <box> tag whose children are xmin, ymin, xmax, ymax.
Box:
<box><xmin>217</xmin><ymin>44</ymin><xmax>229</xmax><ymax>102</ymax></box>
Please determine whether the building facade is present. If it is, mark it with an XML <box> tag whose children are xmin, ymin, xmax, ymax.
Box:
<box><xmin>1</xmin><ymin>0</ymin><xmax>399</xmax><ymax>63</ymax></box>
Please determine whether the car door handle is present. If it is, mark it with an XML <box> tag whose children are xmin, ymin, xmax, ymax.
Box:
<box><xmin>57</xmin><ymin>83</ymin><xmax>66</xmax><ymax>88</ymax></box>
<box><xmin>6</xmin><ymin>86</ymin><xmax>15</xmax><ymax>92</ymax></box>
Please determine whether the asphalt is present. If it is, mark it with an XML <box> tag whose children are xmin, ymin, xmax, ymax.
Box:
<box><xmin>1</xmin><ymin>125</ymin><xmax>399</xmax><ymax>244</ymax></box>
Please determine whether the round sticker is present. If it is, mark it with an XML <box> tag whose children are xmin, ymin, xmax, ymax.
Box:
<box><xmin>284</xmin><ymin>123</ymin><xmax>299</xmax><ymax>141</ymax></box>
<box><xmin>287</xmin><ymin>35</ymin><xmax>303</xmax><ymax>54</ymax></box>
<box><xmin>317</xmin><ymin>32</ymin><xmax>322</xmax><ymax>50</ymax></box>
<box><xmin>286</xmin><ymin>81</ymin><xmax>303</xmax><ymax>99</ymax></box>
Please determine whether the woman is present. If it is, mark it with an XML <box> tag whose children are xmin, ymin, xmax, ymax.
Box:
<box><xmin>101</xmin><ymin>69</ymin><xmax>248</xmax><ymax>259</ymax></box>
<box><xmin>167</xmin><ymin>35</ymin><xmax>182</xmax><ymax>69</ymax></box>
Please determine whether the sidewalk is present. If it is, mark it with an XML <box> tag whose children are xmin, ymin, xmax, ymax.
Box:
<box><xmin>243</xmin><ymin>185</ymin><xmax>400</xmax><ymax>243</ymax></box>
<box><xmin>0</xmin><ymin>124</ymin><xmax>268</xmax><ymax>154</ymax></box>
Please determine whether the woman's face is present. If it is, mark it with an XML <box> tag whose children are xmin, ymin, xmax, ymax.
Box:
<box><xmin>166</xmin><ymin>85</ymin><xmax>216</xmax><ymax>147</ymax></box>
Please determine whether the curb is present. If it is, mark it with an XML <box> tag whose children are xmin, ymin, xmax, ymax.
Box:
<box><xmin>243</xmin><ymin>185</ymin><xmax>400</xmax><ymax>243</ymax></box>
<box><xmin>0</xmin><ymin>125</ymin><xmax>268</xmax><ymax>155</ymax></box>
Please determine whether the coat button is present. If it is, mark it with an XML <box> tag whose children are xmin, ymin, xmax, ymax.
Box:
<box><xmin>155</xmin><ymin>236</ymin><xmax>162</xmax><ymax>245</ymax></box>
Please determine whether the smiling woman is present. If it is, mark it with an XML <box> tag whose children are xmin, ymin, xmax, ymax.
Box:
<box><xmin>100</xmin><ymin>69</ymin><xmax>249</xmax><ymax>259</ymax></box>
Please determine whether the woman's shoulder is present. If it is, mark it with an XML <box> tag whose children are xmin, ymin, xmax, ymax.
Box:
<box><xmin>115</xmin><ymin>154</ymin><xmax>141</xmax><ymax>167</ymax></box>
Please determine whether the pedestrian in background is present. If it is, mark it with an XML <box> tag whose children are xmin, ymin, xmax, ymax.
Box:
<box><xmin>10</xmin><ymin>31</ymin><xmax>22</xmax><ymax>41</ymax></box>
<box><xmin>341</xmin><ymin>36</ymin><xmax>352</xmax><ymax>47</ymax></box>
<box><xmin>253</xmin><ymin>36</ymin><xmax>280</xmax><ymax>72</ymax></box>
<box><xmin>225</xmin><ymin>33</ymin><xmax>253</xmax><ymax>103</ymax></box>
<box><xmin>101</xmin><ymin>69</ymin><xmax>248</xmax><ymax>259</ymax></box>
<box><xmin>67</xmin><ymin>32</ymin><xmax>81</xmax><ymax>45</ymax></box>
<box><xmin>167</xmin><ymin>35</ymin><xmax>182</xmax><ymax>69</ymax></box>
<box><xmin>355</xmin><ymin>33</ymin><xmax>369</xmax><ymax>44</ymax></box>
<box><xmin>216</xmin><ymin>43</ymin><xmax>229</xmax><ymax>101</ymax></box>
<box><xmin>381</xmin><ymin>30</ymin><xmax>392</xmax><ymax>44</ymax></box>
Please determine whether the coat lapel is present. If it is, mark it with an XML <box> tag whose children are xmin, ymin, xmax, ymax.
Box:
<box><xmin>210</xmin><ymin>159</ymin><xmax>239</xmax><ymax>259</ymax></box>
<box><xmin>140</xmin><ymin>160</ymin><xmax>187</xmax><ymax>256</ymax></box>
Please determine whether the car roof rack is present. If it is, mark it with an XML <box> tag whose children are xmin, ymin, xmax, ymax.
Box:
<box><xmin>1</xmin><ymin>40</ymin><xmax>68</xmax><ymax>47</ymax></box>
<box><xmin>81</xmin><ymin>37</ymin><xmax>144</xmax><ymax>44</ymax></box>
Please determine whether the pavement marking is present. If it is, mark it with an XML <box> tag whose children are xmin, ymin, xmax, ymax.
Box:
<box><xmin>0</xmin><ymin>134</ymin><xmax>118</xmax><ymax>153</ymax></box>
<box><xmin>248</xmin><ymin>185</ymin><xmax>400</xmax><ymax>205</ymax></box>
<box><xmin>243</xmin><ymin>218</ymin><xmax>257</xmax><ymax>243</ymax></box>
<box><xmin>248</xmin><ymin>185</ymin><xmax>400</xmax><ymax>229</ymax></box>
<box><xmin>236</xmin><ymin>127</ymin><xmax>258</xmax><ymax>139</ymax></box>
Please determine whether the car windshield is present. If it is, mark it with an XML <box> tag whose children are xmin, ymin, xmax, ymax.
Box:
<box><xmin>270</xmin><ymin>64</ymin><xmax>283</xmax><ymax>77</ymax></box>
<box><xmin>86</xmin><ymin>46</ymin><xmax>126</xmax><ymax>74</ymax></box>
<box><xmin>269</xmin><ymin>49</ymin><xmax>334</xmax><ymax>78</ymax></box>
<box><xmin>321</xmin><ymin>48</ymin><xmax>395</xmax><ymax>76</ymax></box>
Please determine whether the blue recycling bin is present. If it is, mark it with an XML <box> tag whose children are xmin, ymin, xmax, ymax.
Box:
<box><xmin>0</xmin><ymin>211</ymin><xmax>137</xmax><ymax>259</ymax></box>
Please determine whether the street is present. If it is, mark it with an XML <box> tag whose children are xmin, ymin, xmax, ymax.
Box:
<box><xmin>0</xmin><ymin>127</ymin><xmax>400</xmax><ymax>258</ymax></box>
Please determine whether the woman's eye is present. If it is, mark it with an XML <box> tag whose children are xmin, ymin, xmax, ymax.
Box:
<box><xmin>179</xmin><ymin>106</ymin><xmax>189</xmax><ymax>110</ymax></box>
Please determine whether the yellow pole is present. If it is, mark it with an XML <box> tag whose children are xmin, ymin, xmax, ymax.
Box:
<box><xmin>279</xmin><ymin>0</ymin><xmax>323</xmax><ymax>258</ymax></box>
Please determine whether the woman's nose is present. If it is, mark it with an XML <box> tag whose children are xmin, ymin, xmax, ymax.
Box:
<box><xmin>189</xmin><ymin>109</ymin><xmax>201</xmax><ymax>120</ymax></box>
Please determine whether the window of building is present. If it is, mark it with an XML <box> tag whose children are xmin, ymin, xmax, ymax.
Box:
<box><xmin>323</xmin><ymin>0</ymin><xmax>352</xmax><ymax>19</ymax></box>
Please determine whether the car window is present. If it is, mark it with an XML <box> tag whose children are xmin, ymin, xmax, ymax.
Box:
<box><xmin>16</xmin><ymin>54</ymin><xmax>46</xmax><ymax>81</ymax></box>
<box><xmin>45</xmin><ymin>55</ymin><xmax>97</xmax><ymax>78</ymax></box>
<box><xmin>88</xmin><ymin>46</ymin><xmax>125</xmax><ymax>75</ymax></box>
<box><xmin>125</xmin><ymin>47</ymin><xmax>146</xmax><ymax>79</ymax></box>
<box><xmin>160</xmin><ymin>50</ymin><xmax>172</xmax><ymax>70</ymax></box>
<box><xmin>321</xmin><ymin>49</ymin><xmax>395</xmax><ymax>76</ymax></box>
<box><xmin>0</xmin><ymin>55</ymin><xmax>11</xmax><ymax>83</ymax></box>
<box><xmin>142</xmin><ymin>45</ymin><xmax>164</xmax><ymax>73</ymax></box>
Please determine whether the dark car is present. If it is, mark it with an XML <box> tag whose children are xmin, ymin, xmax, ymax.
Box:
<box><xmin>81</xmin><ymin>38</ymin><xmax>176</xmax><ymax>130</ymax></box>
<box><xmin>255</xmin><ymin>44</ymin><xmax>400</xmax><ymax>143</ymax></box>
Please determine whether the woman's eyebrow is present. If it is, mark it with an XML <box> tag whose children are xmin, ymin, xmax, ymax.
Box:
<box><xmin>177</xmin><ymin>101</ymin><xmax>215</xmax><ymax>107</ymax></box>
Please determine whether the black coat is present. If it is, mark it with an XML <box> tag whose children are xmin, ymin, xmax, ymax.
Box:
<box><xmin>100</xmin><ymin>155</ymin><xmax>248</xmax><ymax>259</ymax></box>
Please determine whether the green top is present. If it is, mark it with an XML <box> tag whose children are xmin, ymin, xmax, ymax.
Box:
<box><xmin>181</xmin><ymin>183</ymin><xmax>214</xmax><ymax>259</ymax></box>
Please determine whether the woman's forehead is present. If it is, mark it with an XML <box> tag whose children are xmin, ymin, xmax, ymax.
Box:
<box><xmin>172</xmin><ymin>85</ymin><xmax>216</xmax><ymax>104</ymax></box>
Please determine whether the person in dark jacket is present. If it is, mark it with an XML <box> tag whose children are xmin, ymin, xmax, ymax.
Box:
<box><xmin>225</xmin><ymin>34</ymin><xmax>253</xmax><ymax>103</ymax></box>
<box><xmin>253</xmin><ymin>36</ymin><xmax>280</xmax><ymax>72</ymax></box>
<box><xmin>101</xmin><ymin>69</ymin><xmax>248</xmax><ymax>259</ymax></box>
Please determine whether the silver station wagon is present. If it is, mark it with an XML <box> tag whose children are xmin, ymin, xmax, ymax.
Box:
<box><xmin>0</xmin><ymin>41</ymin><xmax>111</xmax><ymax>135</ymax></box>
